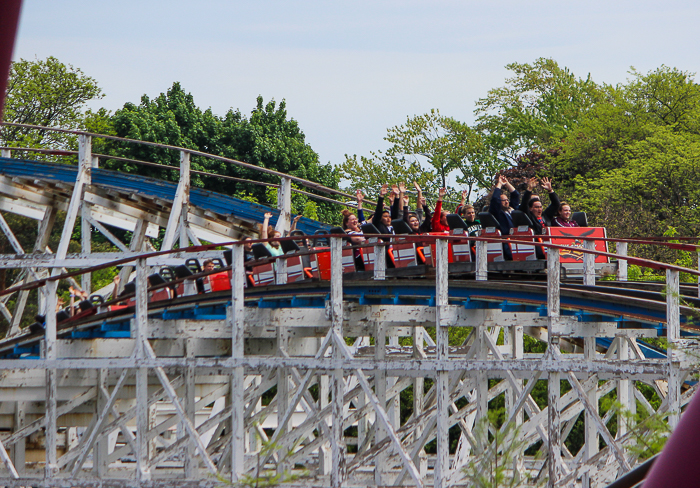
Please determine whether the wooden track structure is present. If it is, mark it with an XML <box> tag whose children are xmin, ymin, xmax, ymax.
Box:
<box><xmin>0</xmin><ymin>128</ymin><xmax>697</xmax><ymax>488</ymax></box>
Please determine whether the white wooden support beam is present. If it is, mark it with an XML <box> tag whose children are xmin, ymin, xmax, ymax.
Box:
<box><xmin>85</xmin><ymin>213</ymin><xmax>129</xmax><ymax>252</ymax></box>
<box><xmin>179</xmin><ymin>151</ymin><xmax>191</xmax><ymax>249</ymax></box>
<box><xmin>184</xmin><ymin>338</ymin><xmax>196</xmax><ymax>477</ymax></box>
<box><xmin>11</xmin><ymin>400</ymin><xmax>25</xmax><ymax>476</ymax></box>
<box><xmin>413</xmin><ymin>322</ymin><xmax>427</xmax><ymax>476</ymax></box>
<box><xmin>81</xmin><ymin>203</ymin><xmax>92</xmax><ymax>295</ymax></box>
<box><xmin>117</xmin><ymin>219</ymin><xmax>148</xmax><ymax>294</ymax></box>
<box><xmin>435</xmin><ymin>238</ymin><xmax>449</xmax><ymax>488</ymax></box>
<box><xmin>548</xmin><ymin>370</ymin><xmax>561</xmax><ymax>487</ymax></box>
<box><xmin>617</xmin><ymin>242</ymin><xmax>628</xmax><ymax>281</ymax></box>
<box><xmin>547</xmin><ymin>246</ymin><xmax>561</xmax><ymax>487</ymax></box>
<box><xmin>330</xmin><ymin>236</ymin><xmax>346</xmax><ymax>488</ymax></box>
<box><xmin>582</xmin><ymin>338</ymin><xmax>598</xmax><ymax>488</ymax></box>
<box><xmin>374</xmin><ymin>319</ymin><xmax>388</xmax><ymax>485</ymax></box>
<box><xmin>1</xmin><ymin>149</ymin><xmax>10</xmax><ymax>158</ymax></box>
<box><xmin>0</xmin><ymin>212</ymin><xmax>24</xmax><ymax>254</ymax></box>
<box><xmin>275</xmin><ymin>176</ymin><xmax>292</xmax><ymax>235</ymax></box>
<box><xmin>475</xmin><ymin>240</ymin><xmax>487</xmax><ymax>281</ymax></box>
<box><xmin>566</xmin><ymin>372</ymin><xmax>631</xmax><ymax>472</ymax></box>
<box><xmin>374</xmin><ymin>242</ymin><xmax>386</xmax><ymax>280</ymax></box>
<box><xmin>229</xmin><ymin>243</ymin><xmax>246</xmax><ymax>481</ymax></box>
<box><xmin>617</xmin><ymin>337</ymin><xmax>630</xmax><ymax>438</ymax></box>
<box><xmin>160</xmin><ymin>151</ymin><xmax>190</xmax><ymax>251</ymax></box>
<box><xmin>143</xmin><ymin>342</ymin><xmax>220</xmax><ymax>475</ymax></box>
<box><xmin>332</xmin><ymin>333</ymin><xmax>424</xmax><ymax>488</ymax></box>
<box><xmin>70</xmin><ymin>363</ymin><xmax>133</xmax><ymax>476</ymax></box>
<box><xmin>583</xmin><ymin>239</ymin><xmax>595</xmax><ymax>286</ymax></box>
<box><xmin>666</xmin><ymin>268</ymin><xmax>681</xmax><ymax>429</ymax></box>
<box><xmin>94</xmin><ymin>370</ymin><xmax>108</xmax><ymax>477</ymax></box>
<box><xmin>44</xmin><ymin>280</ymin><xmax>58</xmax><ymax>479</ymax></box>
<box><xmin>135</xmin><ymin>257</ymin><xmax>150</xmax><ymax>481</ymax></box>
<box><xmin>276</xmin><ymin>316</ymin><xmax>291</xmax><ymax>475</ymax></box>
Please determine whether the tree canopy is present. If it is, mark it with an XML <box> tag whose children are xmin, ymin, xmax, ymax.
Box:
<box><xmin>103</xmin><ymin>83</ymin><xmax>341</xmax><ymax>222</ymax></box>
<box><xmin>1</xmin><ymin>56</ymin><xmax>103</xmax><ymax>150</ymax></box>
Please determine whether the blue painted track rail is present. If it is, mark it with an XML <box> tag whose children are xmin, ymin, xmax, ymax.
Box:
<box><xmin>0</xmin><ymin>157</ymin><xmax>330</xmax><ymax>235</ymax></box>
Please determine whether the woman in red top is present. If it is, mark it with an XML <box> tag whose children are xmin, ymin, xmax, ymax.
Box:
<box><xmin>431</xmin><ymin>187</ymin><xmax>450</xmax><ymax>232</ymax></box>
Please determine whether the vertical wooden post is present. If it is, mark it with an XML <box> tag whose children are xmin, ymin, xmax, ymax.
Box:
<box><xmin>475</xmin><ymin>240</ymin><xmax>487</xmax><ymax>281</ymax></box>
<box><xmin>276</xmin><ymin>177</ymin><xmax>292</xmax><ymax>235</ymax></box>
<box><xmin>229</xmin><ymin>243</ymin><xmax>246</xmax><ymax>481</ymax></box>
<box><xmin>134</xmin><ymin>257</ymin><xmax>150</xmax><ymax>481</ymax></box>
<box><xmin>330</xmin><ymin>236</ymin><xmax>345</xmax><ymax>488</ymax></box>
<box><xmin>547</xmin><ymin>247</ymin><xmax>561</xmax><ymax>487</ymax></box>
<box><xmin>94</xmin><ymin>369</ymin><xmax>108</xmax><ymax>477</ymax></box>
<box><xmin>666</xmin><ymin>269</ymin><xmax>681</xmax><ymax>429</ymax></box>
<box><xmin>582</xmin><ymin>337</ymin><xmax>598</xmax><ymax>488</ymax></box>
<box><xmin>412</xmin><ymin>326</ymin><xmax>427</xmax><ymax>476</ymax></box>
<box><xmin>583</xmin><ymin>239</ymin><xmax>595</xmax><ymax>286</ymax></box>
<box><xmin>0</xmin><ymin>149</ymin><xmax>10</xmax><ymax>158</ymax></box>
<box><xmin>79</xmin><ymin>134</ymin><xmax>93</xmax><ymax>295</ymax></box>
<box><xmin>160</xmin><ymin>150</ymin><xmax>190</xmax><ymax>251</ymax></box>
<box><xmin>374</xmin><ymin>242</ymin><xmax>386</xmax><ymax>280</ymax></box>
<box><xmin>374</xmin><ymin>319</ymin><xmax>387</xmax><ymax>485</ymax></box>
<box><xmin>617</xmin><ymin>242</ymin><xmax>628</xmax><ymax>282</ymax></box>
<box><xmin>617</xmin><ymin>337</ymin><xmax>630</xmax><ymax>438</ymax></box>
<box><xmin>434</xmin><ymin>238</ymin><xmax>449</xmax><ymax>488</ymax></box>
<box><xmin>12</xmin><ymin>401</ymin><xmax>25</xmax><ymax>476</ymax></box>
<box><xmin>184</xmin><ymin>338</ymin><xmax>195</xmax><ymax>477</ymax></box>
<box><xmin>179</xmin><ymin>151</ymin><xmax>191</xmax><ymax>249</ymax></box>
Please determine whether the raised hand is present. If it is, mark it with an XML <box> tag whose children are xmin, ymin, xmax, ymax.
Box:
<box><xmin>264</xmin><ymin>212</ymin><xmax>272</xmax><ymax>220</ymax></box>
<box><xmin>380</xmin><ymin>184</ymin><xmax>388</xmax><ymax>197</ymax></box>
<box><xmin>403</xmin><ymin>194</ymin><xmax>410</xmax><ymax>206</ymax></box>
<box><xmin>356</xmin><ymin>189</ymin><xmax>364</xmax><ymax>203</ymax></box>
<box><xmin>399</xmin><ymin>182</ymin><xmax>407</xmax><ymax>193</ymax></box>
<box><xmin>413</xmin><ymin>181</ymin><xmax>422</xmax><ymax>193</ymax></box>
<box><xmin>438</xmin><ymin>187</ymin><xmax>446</xmax><ymax>200</ymax></box>
<box><xmin>419</xmin><ymin>196</ymin><xmax>426</xmax><ymax>207</ymax></box>
<box><xmin>293</xmin><ymin>215</ymin><xmax>302</xmax><ymax>222</ymax></box>
<box><xmin>391</xmin><ymin>183</ymin><xmax>400</xmax><ymax>196</ymax></box>
<box><xmin>497</xmin><ymin>175</ymin><xmax>508</xmax><ymax>187</ymax></box>
<box><xmin>541</xmin><ymin>177</ymin><xmax>553</xmax><ymax>192</ymax></box>
<box><xmin>527</xmin><ymin>177</ymin><xmax>537</xmax><ymax>191</ymax></box>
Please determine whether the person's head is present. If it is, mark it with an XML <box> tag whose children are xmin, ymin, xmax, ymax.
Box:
<box><xmin>241</xmin><ymin>236</ymin><xmax>253</xmax><ymax>251</ymax></box>
<box><xmin>440</xmin><ymin>210</ymin><xmax>448</xmax><ymax>226</ymax></box>
<box><xmin>267</xmin><ymin>226</ymin><xmax>281</xmax><ymax>248</ymax></box>
<box><xmin>558</xmin><ymin>202</ymin><xmax>572</xmax><ymax>221</ymax></box>
<box><xmin>202</xmin><ymin>259</ymin><xmax>215</xmax><ymax>272</ymax></box>
<box><xmin>463</xmin><ymin>205</ymin><xmax>476</xmax><ymax>223</ymax></box>
<box><xmin>381</xmin><ymin>210</ymin><xmax>391</xmax><ymax>226</ymax></box>
<box><xmin>341</xmin><ymin>209</ymin><xmax>360</xmax><ymax>232</ymax></box>
<box><xmin>407</xmin><ymin>212</ymin><xmax>420</xmax><ymax>232</ymax></box>
<box><xmin>500</xmin><ymin>191</ymin><xmax>509</xmax><ymax>210</ymax></box>
<box><xmin>529</xmin><ymin>198</ymin><xmax>543</xmax><ymax>219</ymax></box>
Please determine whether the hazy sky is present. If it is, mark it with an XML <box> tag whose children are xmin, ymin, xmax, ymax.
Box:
<box><xmin>11</xmin><ymin>0</ymin><xmax>700</xmax><ymax>168</ymax></box>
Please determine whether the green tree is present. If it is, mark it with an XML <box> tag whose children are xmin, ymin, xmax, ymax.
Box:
<box><xmin>106</xmin><ymin>85</ymin><xmax>341</xmax><ymax>222</ymax></box>
<box><xmin>339</xmin><ymin>151</ymin><xmax>438</xmax><ymax>200</ymax></box>
<box><xmin>474</xmin><ymin>57</ymin><xmax>602</xmax><ymax>167</ymax></box>
<box><xmin>0</xmin><ymin>56</ymin><xmax>103</xmax><ymax>151</ymax></box>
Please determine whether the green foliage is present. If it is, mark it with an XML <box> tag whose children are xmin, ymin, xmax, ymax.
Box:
<box><xmin>474</xmin><ymin>57</ymin><xmax>602</xmax><ymax>166</ymax></box>
<box><xmin>340</xmin><ymin>152</ymin><xmax>438</xmax><ymax>200</ymax></box>
<box><xmin>1</xmin><ymin>56</ymin><xmax>103</xmax><ymax>158</ymax></box>
<box><xmin>105</xmin><ymin>85</ymin><xmax>341</xmax><ymax>221</ymax></box>
<box><xmin>462</xmin><ymin>415</ymin><xmax>534</xmax><ymax>488</ymax></box>
<box><xmin>615</xmin><ymin>401</ymin><xmax>671</xmax><ymax>460</ymax></box>
<box><xmin>233</xmin><ymin>423</ymin><xmax>307</xmax><ymax>488</ymax></box>
<box><xmin>342</xmin><ymin>109</ymin><xmax>505</xmax><ymax>204</ymax></box>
